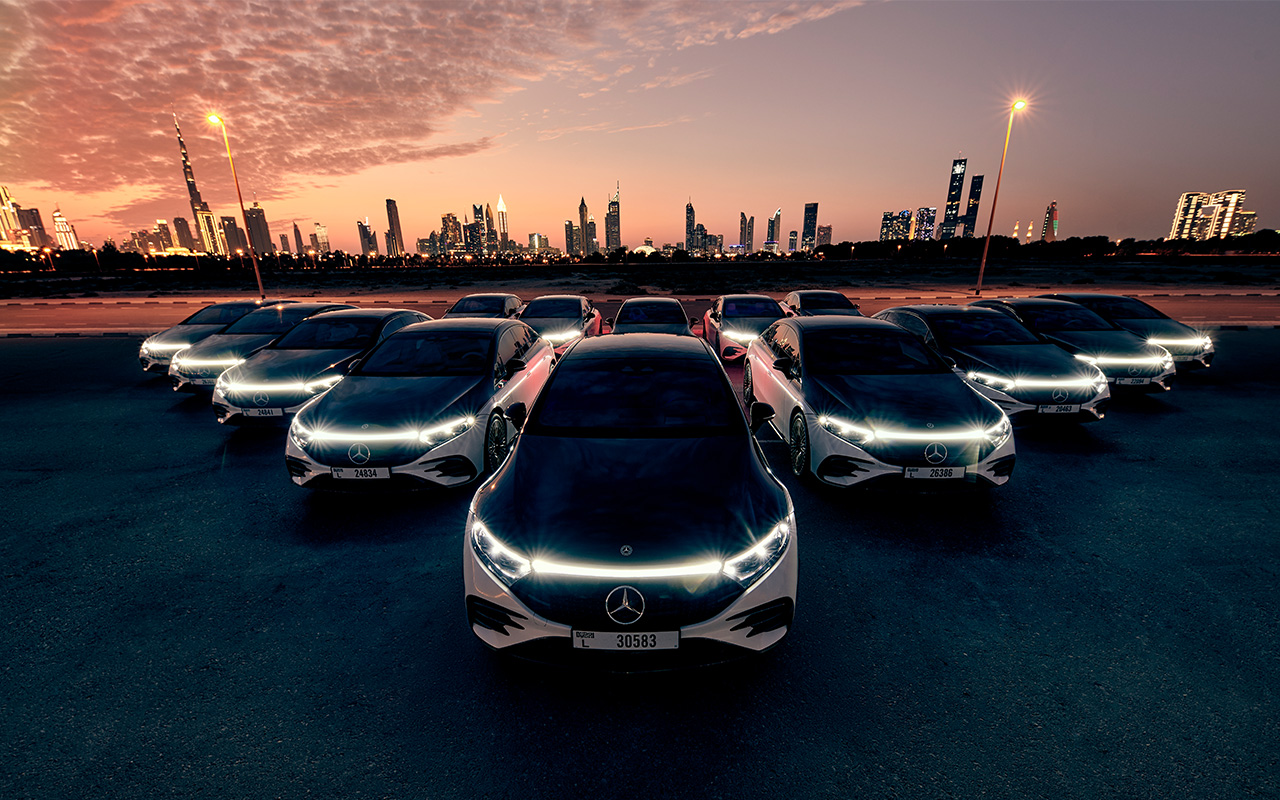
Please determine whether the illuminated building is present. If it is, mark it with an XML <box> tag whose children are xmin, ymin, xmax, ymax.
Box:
<box><xmin>739</xmin><ymin>212</ymin><xmax>755</xmax><ymax>254</ymax></box>
<box><xmin>788</xmin><ymin>230</ymin><xmax>798</xmax><ymax>252</ymax></box>
<box><xmin>605</xmin><ymin>185</ymin><xmax>620</xmax><ymax>252</ymax></box>
<box><xmin>313</xmin><ymin>223</ymin><xmax>330</xmax><ymax>254</ymax></box>
<box><xmin>52</xmin><ymin>208</ymin><xmax>80</xmax><ymax>250</ymax></box>
<box><xmin>939</xmin><ymin>157</ymin><xmax>966</xmax><ymax>240</ymax></box>
<box><xmin>801</xmin><ymin>203</ymin><xmax>819</xmax><ymax>251</ymax></box>
<box><xmin>0</xmin><ymin>186</ymin><xmax>21</xmax><ymax>242</ymax></box>
<box><xmin>357</xmin><ymin>218</ymin><xmax>378</xmax><ymax>256</ymax></box>
<box><xmin>220</xmin><ymin>216</ymin><xmax>247</xmax><ymax>253</ymax></box>
<box><xmin>153</xmin><ymin>220</ymin><xmax>174</xmax><ymax>250</ymax></box>
<box><xmin>961</xmin><ymin>175</ymin><xmax>984</xmax><ymax>237</ymax></box>
<box><xmin>293</xmin><ymin>222</ymin><xmax>305</xmax><ymax>255</ymax></box>
<box><xmin>1169</xmin><ymin>189</ymin><xmax>1255</xmax><ymax>240</ymax></box>
<box><xmin>585</xmin><ymin>215</ymin><xmax>598</xmax><ymax>255</ymax></box>
<box><xmin>484</xmin><ymin>203</ymin><xmax>497</xmax><ymax>252</ymax></box>
<box><xmin>496</xmin><ymin>195</ymin><xmax>509</xmax><ymax>250</ymax></box>
<box><xmin>385</xmin><ymin>199</ymin><xmax>405</xmax><ymax>257</ymax></box>
<box><xmin>685</xmin><ymin>201</ymin><xmax>696</xmax><ymax>251</ymax></box>
<box><xmin>278</xmin><ymin>234</ymin><xmax>290</xmax><ymax>254</ymax></box>
<box><xmin>440</xmin><ymin>213</ymin><xmax>463</xmax><ymax>249</ymax></box>
<box><xmin>529</xmin><ymin>233</ymin><xmax>550</xmax><ymax>253</ymax></box>
<box><xmin>1040</xmin><ymin>202</ymin><xmax>1058</xmax><ymax>243</ymax></box>
<box><xmin>879</xmin><ymin>210</ymin><xmax>912</xmax><ymax>241</ymax></box>
<box><xmin>173</xmin><ymin>217</ymin><xmax>196</xmax><ymax>251</ymax></box>
<box><xmin>172</xmin><ymin>115</ymin><xmax>224</xmax><ymax>255</ymax></box>
<box><xmin>564</xmin><ymin>220</ymin><xmax>579</xmax><ymax>255</ymax></box>
<box><xmin>244</xmin><ymin>202</ymin><xmax>274</xmax><ymax>255</ymax></box>
<box><xmin>764</xmin><ymin>208</ymin><xmax>782</xmax><ymax>253</ymax></box>
<box><xmin>914</xmin><ymin>207</ymin><xmax>937</xmax><ymax>241</ymax></box>
<box><xmin>16</xmin><ymin>205</ymin><xmax>51</xmax><ymax>248</ymax></box>
<box><xmin>1012</xmin><ymin>221</ymin><xmax>1020</xmax><ymax>241</ymax></box>
<box><xmin>578</xmin><ymin>198</ymin><xmax>590</xmax><ymax>256</ymax></box>
<box><xmin>816</xmin><ymin>225</ymin><xmax>832</xmax><ymax>247</ymax></box>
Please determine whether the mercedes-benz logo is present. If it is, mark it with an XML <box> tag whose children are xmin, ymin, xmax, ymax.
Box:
<box><xmin>620</xmin><ymin>545</ymin><xmax>633</xmax><ymax>557</ymax></box>
<box><xmin>1052</xmin><ymin>388</ymin><xmax>1069</xmax><ymax>403</ymax></box>
<box><xmin>348</xmin><ymin>443</ymin><xmax>371</xmax><ymax>465</ymax></box>
<box><xmin>253</xmin><ymin>392</ymin><xmax>269</xmax><ymax>407</ymax></box>
<box><xmin>1128</xmin><ymin>364</ymin><xmax>1142</xmax><ymax>376</ymax></box>
<box><xmin>924</xmin><ymin>442</ymin><xmax>947</xmax><ymax>464</ymax></box>
<box><xmin>605</xmin><ymin>585</ymin><xmax>644</xmax><ymax>625</ymax></box>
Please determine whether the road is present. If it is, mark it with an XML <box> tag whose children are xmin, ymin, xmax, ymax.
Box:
<box><xmin>0</xmin><ymin>333</ymin><xmax>1276</xmax><ymax>798</ymax></box>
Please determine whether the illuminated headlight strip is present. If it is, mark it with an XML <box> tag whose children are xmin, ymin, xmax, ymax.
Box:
<box><xmin>1075</xmin><ymin>354</ymin><xmax>1170</xmax><ymax>365</ymax></box>
<box><xmin>721</xmin><ymin>330</ymin><xmax>758</xmax><ymax>344</ymax></box>
<box><xmin>531</xmin><ymin>559</ymin><xmax>723</xmax><ymax>579</ymax></box>
<box><xmin>142</xmin><ymin>342</ymin><xmax>190</xmax><ymax>352</ymax></box>
<box><xmin>1147</xmin><ymin>336</ymin><xmax>1212</xmax><ymax>348</ymax></box>
<box><xmin>174</xmin><ymin>357</ymin><xmax>245</xmax><ymax>367</ymax></box>
<box><xmin>969</xmin><ymin>371</ymin><xmax>1103</xmax><ymax>389</ymax></box>
<box><xmin>542</xmin><ymin>329</ymin><xmax>583</xmax><ymax>343</ymax></box>
<box><xmin>819</xmin><ymin>415</ymin><xmax>1005</xmax><ymax>443</ymax></box>
<box><xmin>221</xmin><ymin>381</ymin><xmax>308</xmax><ymax>393</ymax></box>
<box><xmin>296</xmin><ymin>416</ymin><xmax>476</xmax><ymax>443</ymax></box>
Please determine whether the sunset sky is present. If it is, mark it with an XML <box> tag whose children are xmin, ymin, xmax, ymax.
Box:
<box><xmin>3</xmin><ymin>0</ymin><xmax>1279</xmax><ymax>252</ymax></box>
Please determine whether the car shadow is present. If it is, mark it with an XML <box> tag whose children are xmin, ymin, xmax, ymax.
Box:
<box><xmin>290</xmin><ymin>485</ymin><xmax>472</xmax><ymax>546</ymax></box>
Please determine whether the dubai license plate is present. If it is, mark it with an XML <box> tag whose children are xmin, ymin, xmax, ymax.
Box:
<box><xmin>1037</xmin><ymin>404</ymin><xmax>1080</xmax><ymax>414</ymax></box>
<box><xmin>191</xmin><ymin>377</ymin><xmax>216</xmax><ymax>386</ymax></box>
<box><xmin>245</xmin><ymin>407</ymin><xmax>282</xmax><ymax>417</ymax></box>
<box><xmin>1173</xmin><ymin>355</ymin><xmax>1194</xmax><ymax>362</ymax></box>
<box><xmin>331</xmin><ymin>467</ymin><xmax>390</xmax><ymax>480</ymax></box>
<box><xmin>1116</xmin><ymin>377</ymin><xmax>1150</xmax><ymax>385</ymax></box>
<box><xmin>904</xmin><ymin>467</ymin><xmax>964</xmax><ymax>480</ymax></box>
<box><xmin>572</xmin><ymin>630</ymin><xmax>679</xmax><ymax>650</ymax></box>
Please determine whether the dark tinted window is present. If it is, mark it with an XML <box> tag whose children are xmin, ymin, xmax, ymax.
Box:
<box><xmin>356</xmin><ymin>332</ymin><xmax>492</xmax><ymax>376</ymax></box>
<box><xmin>1015</xmin><ymin>304</ymin><xmax>1114</xmax><ymax>331</ymax></box>
<box><xmin>723</xmin><ymin>298</ymin><xmax>783</xmax><ymax>319</ymax></box>
<box><xmin>530</xmin><ymin>357</ymin><xmax>739</xmax><ymax>437</ymax></box>
<box><xmin>887</xmin><ymin>312</ymin><xmax>933</xmax><ymax>343</ymax></box>
<box><xmin>183</xmin><ymin>303</ymin><xmax>259</xmax><ymax>325</ymax></box>
<box><xmin>1071</xmin><ymin>296</ymin><xmax>1166</xmax><ymax>320</ymax></box>
<box><xmin>523</xmin><ymin>298</ymin><xmax>581</xmax><ymax>318</ymax></box>
<box><xmin>928</xmin><ymin>313</ymin><xmax>1040</xmax><ymax>346</ymax></box>
<box><xmin>223</xmin><ymin>306</ymin><xmax>333</xmax><ymax>335</ymax></box>
<box><xmin>800</xmin><ymin>292</ymin><xmax>855</xmax><ymax>310</ymax></box>
<box><xmin>804</xmin><ymin>330</ymin><xmax>950</xmax><ymax>374</ymax></box>
<box><xmin>272</xmin><ymin>317</ymin><xmax>381</xmax><ymax>349</ymax></box>
<box><xmin>616</xmin><ymin>301</ymin><xmax>687</xmax><ymax>324</ymax></box>
<box><xmin>450</xmin><ymin>296</ymin><xmax>504</xmax><ymax>314</ymax></box>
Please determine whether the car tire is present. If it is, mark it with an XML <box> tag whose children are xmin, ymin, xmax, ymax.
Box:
<box><xmin>789</xmin><ymin>412</ymin><xmax>810</xmax><ymax>479</ymax></box>
<box><xmin>484</xmin><ymin>412</ymin><xmax>508</xmax><ymax>473</ymax></box>
<box><xmin>743</xmin><ymin>361</ymin><xmax>755</xmax><ymax>404</ymax></box>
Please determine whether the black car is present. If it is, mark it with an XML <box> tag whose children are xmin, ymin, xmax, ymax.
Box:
<box><xmin>517</xmin><ymin>294</ymin><xmax>604</xmax><ymax>355</ymax></box>
<box><xmin>443</xmin><ymin>293</ymin><xmax>523</xmax><ymax>319</ymax></box>
<box><xmin>608</xmin><ymin>297</ymin><xmax>696</xmax><ymax>336</ymax></box>
<box><xmin>1036</xmin><ymin>293</ymin><xmax>1213</xmax><ymax>369</ymax></box>
<box><xmin>138</xmin><ymin>299</ymin><xmax>295</xmax><ymax>374</ymax></box>
<box><xmin>782</xmin><ymin>290</ymin><xmax>863</xmax><ymax>317</ymax></box>
<box><xmin>463</xmin><ymin>333</ymin><xmax>795</xmax><ymax>664</ymax></box>
<box><xmin>703</xmin><ymin>294</ymin><xmax>786</xmax><ymax>362</ymax></box>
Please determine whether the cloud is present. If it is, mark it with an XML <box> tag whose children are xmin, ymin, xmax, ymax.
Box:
<box><xmin>537</xmin><ymin>116</ymin><xmax>692</xmax><ymax>142</ymax></box>
<box><xmin>637</xmin><ymin>68</ymin><xmax>716</xmax><ymax>91</ymax></box>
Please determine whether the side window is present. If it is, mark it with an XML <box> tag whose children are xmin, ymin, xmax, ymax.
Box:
<box><xmin>495</xmin><ymin>329</ymin><xmax>519</xmax><ymax>377</ymax></box>
<box><xmin>514</xmin><ymin>325</ymin><xmax>537</xmax><ymax>358</ymax></box>
<box><xmin>896</xmin><ymin>313</ymin><xmax>934</xmax><ymax>346</ymax></box>
<box><xmin>378</xmin><ymin>314</ymin><xmax>410</xmax><ymax>339</ymax></box>
<box><xmin>773</xmin><ymin>325</ymin><xmax>796</xmax><ymax>360</ymax></box>
<box><xmin>506</xmin><ymin>298</ymin><xmax>519</xmax><ymax>317</ymax></box>
<box><xmin>760</xmin><ymin>323</ymin><xmax>778</xmax><ymax>352</ymax></box>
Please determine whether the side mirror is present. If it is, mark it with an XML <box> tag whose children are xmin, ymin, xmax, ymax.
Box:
<box><xmin>942</xmin><ymin>355</ymin><xmax>957</xmax><ymax>368</ymax></box>
<box><xmin>505</xmin><ymin>357</ymin><xmax>527</xmax><ymax>377</ymax></box>
<box><xmin>505</xmin><ymin>402</ymin><xmax>527</xmax><ymax>430</ymax></box>
<box><xmin>605</xmin><ymin>317</ymin><xmax>614</xmax><ymax>327</ymax></box>
<box><xmin>749</xmin><ymin>402</ymin><xmax>776</xmax><ymax>433</ymax></box>
<box><xmin>772</xmin><ymin>356</ymin><xmax>793</xmax><ymax>374</ymax></box>
<box><xmin>689</xmin><ymin>317</ymin><xmax>698</xmax><ymax>327</ymax></box>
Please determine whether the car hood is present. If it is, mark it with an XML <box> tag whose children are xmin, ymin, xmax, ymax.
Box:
<box><xmin>612</xmin><ymin>323</ymin><xmax>694</xmax><ymax>336</ymax></box>
<box><xmin>443</xmin><ymin>311</ymin><xmax>504</xmax><ymax>319</ymax></box>
<box><xmin>521</xmin><ymin>317</ymin><xmax>584</xmax><ymax>336</ymax></box>
<box><xmin>178</xmin><ymin>333</ymin><xmax>279</xmax><ymax>361</ymax></box>
<box><xmin>230</xmin><ymin>348</ymin><xmax>364</xmax><ymax>384</ymax></box>
<box><xmin>800</xmin><ymin>308</ymin><xmax>863</xmax><ymax>317</ymax></box>
<box><xmin>303</xmin><ymin>374</ymin><xmax>490</xmax><ymax>430</ymax></box>
<box><xmin>1041</xmin><ymin>330</ymin><xmax>1167</xmax><ymax>358</ymax></box>
<box><xmin>1110</xmin><ymin>318</ymin><xmax>1198</xmax><ymax>340</ymax></box>
<box><xmin>473</xmin><ymin>433</ymin><xmax>789</xmax><ymax>564</ymax></box>
<box><xmin>805</xmin><ymin>372</ymin><xmax>1001</xmax><ymax>429</ymax></box>
<box><xmin>148</xmin><ymin>324</ymin><xmax>226</xmax><ymax>348</ymax></box>
<box><xmin>721</xmin><ymin>316</ymin><xmax>781</xmax><ymax>336</ymax></box>
<box><xmin>947</xmin><ymin>343</ymin><xmax>1097</xmax><ymax>380</ymax></box>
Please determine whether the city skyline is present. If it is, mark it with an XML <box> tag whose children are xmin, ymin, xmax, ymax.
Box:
<box><xmin>2</xmin><ymin>2</ymin><xmax>1279</xmax><ymax>252</ymax></box>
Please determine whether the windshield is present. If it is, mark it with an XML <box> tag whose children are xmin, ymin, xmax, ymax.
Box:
<box><xmin>272</xmin><ymin>317</ymin><xmax>381</xmax><ymax>349</ymax></box>
<box><xmin>805</xmin><ymin>330</ymin><xmax>950</xmax><ymax>374</ymax></box>
<box><xmin>529</xmin><ymin>357</ymin><xmax>739</xmax><ymax>437</ymax></box>
<box><xmin>1016</xmin><ymin>304</ymin><xmax>1115</xmax><ymax>332</ymax></box>
<box><xmin>1072</xmin><ymin>296</ymin><xmax>1166</xmax><ymax>320</ymax></box>
<box><xmin>356</xmin><ymin>331</ymin><xmax>491</xmax><ymax>376</ymax></box>
<box><xmin>800</xmin><ymin>293</ymin><xmax>855</xmax><ymax>310</ymax></box>
<box><xmin>616</xmin><ymin>302</ymin><xmax>687</xmax><ymax>325</ymax></box>
<box><xmin>449</xmin><ymin>296</ymin><xmax>505</xmax><ymax>314</ymax></box>
<box><xmin>183</xmin><ymin>303</ymin><xmax>261</xmax><ymax>325</ymax></box>
<box><xmin>723</xmin><ymin>298</ymin><xmax>783</xmax><ymax>319</ymax></box>
<box><xmin>929</xmin><ymin>313</ymin><xmax>1041</xmax><ymax>346</ymax></box>
<box><xmin>222</xmin><ymin>306</ymin><xmax>326</xmax><ymax>335</ymax></box>
<box><xmin>523</xmin><ymin>298</ymin><xmax>581</xmax><ymax>318</ymax></box>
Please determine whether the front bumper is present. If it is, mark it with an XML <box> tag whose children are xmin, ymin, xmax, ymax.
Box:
<box><xmin>966</xmin><ymin>381</ymin><xmax>1110</xmax><ymax>423</ymax></box>
<box><xmin>212</xmin><ymin>387</ymin><xmax>310</xmax><ymax>425</ymax></box>
<box><xmin>139</xmin><ymin>351</ymin><xmax>172</xmax><ymax>374</ymax></box>
<box><xmin>805</xmin><ymin>418</ymin><xmax>1017</xmax><ymax>489</ymax></box>
<box><xmin>1098</xmin><ymin>363</ymin><xmax>1176</xmax><ymax>392</ymax></box>
<box><xmin>285</xmin><ymin>420</ymin><xmax>489</xmax><ymax>489</ymax></box>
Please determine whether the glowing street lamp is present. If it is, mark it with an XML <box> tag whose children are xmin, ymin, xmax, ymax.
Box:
<box><xmin>975</xmin><ymin>99</ymin><xmax>1028</xmax><ymax>297</ymax></box>
<box><xmin>207</xmin><ymin>114</ymin><xmax>265</xmax><ymax>299</ymax></box>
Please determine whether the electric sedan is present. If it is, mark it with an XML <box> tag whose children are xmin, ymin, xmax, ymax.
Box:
<box><xmin>442</xmin><ymin>293</ymin><xmax>523</xmax><ymax>319</ymax></box>
<box><xmin>873</xmin><ymin>305</ymin><xmax>1111</xmax><ymax>422</ymax></box>
<box><xmin>608</xmin><ymin>297</ymin><xmax>696</xmax><ymax>336</ymax></box>
<box><xmin>463</xmin><ymin>333</ymin><xmax>795</xmax><ymax>664</ymax></box>
<box><xmin>1036</xmin><ymin>293</ymin><xmax>1214</xmax><ymax>370</ymax></box>
<box><xmin>744</xmin><ymin>317</ymin><xmax>1014</xmax><ymax>488</ymax></box>
<box><xmin>517</xmin><ymin>295</ymin><xmax>604</xmax><ymax>355</ymax></box>
<box><xmin>703</xmin><ymin>294</ymin><xmax>786</xmax><ymax>362</ymax></box>
<box><xmin>169</xmin><ymin>302</ymin><xmax>355</xmax><ymax>392</ymax></box>
<box><xmin>285</xmin><ymin>318</ymin><xmax>554</xmax><ymax>489</ymax></box>
<box><xmin>212</xmin><ymin>308</ymin><xmax>430</xmax><ymax>425</ymax></box>
<box><xmin>971</xmin><ymin>298</ymin><xmax>1175</xmax><ymax>391</ymax></box>
<box><xmin>138</xmin><ymin>299</ymin><xmax>294</xmax><ymax>374</ymax></box>
<box><xmin>782</xmin><ymin>290</ymin><xmax>863</xmax><ymax>317</ymax></box>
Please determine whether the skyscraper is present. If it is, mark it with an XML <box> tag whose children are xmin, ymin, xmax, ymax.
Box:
<box><xmin>1040</xmin><ymin>202</ymin><xmax>1058</xmax><ymax>243</ymax></box>
<box><xmin>484</xmin><ymin>203</ymin><xmax>497</xmax><ymax>252</ymax></box>
<box><xmin>1169</xmin><ymin>193</ymin><xmax>1206</xmax><ymax>240</ymax></box>
<box><xmin>585</xmin><ymin>215</ymin><xmax>598</xmax><ymax>255</ymax></box>
<box><xmin>441</xmin><ymin>213</ymin><xmax>463</xmax><ymax>249</ymax></box>
<box><xmin>788</xmin><ymin>231</ymin><xmax>798</xmax><ymax>252</ymax></box>
<box><xmin>1169</xmin><ymin>189</ymin><xmax>1254</xmax><ymax>240</ymax></box>
<box><xmin>939</xmin><ymin>157</ymin><xmax>967</xmax><ymax>240</ymax></box>
<box><xmin>801</xmin><ymin>203</ymin><xmax>819</xmax><ymax>251</ymax></box>
<box><xmin>914</xmin><ymin>207</ymin><xmax>937</xmax><ymax>241</ymax></box>
<box><xmin>764</xmin><ymin>209</ymin><xmax>782</xmax><ymax>253</ymax></box>
<box><xmin>496</xmin><ymin>195</ymin><xmax>509</xmax><ymax>250</ymax></box>
<box><xmin>153</xmin><ymin>220</ymin><xmax>174</xmax><ymax>250</ymax></box>
<box><xmin>605</xmin><ymin>185</ymin><xmax>621</xmax><ymax>252</ymax></box>
<box><xmin>816</xmin><ymin>225</ymin><xmax>832</xmax><ymax>247</ymax></box>
<box><xmin>357</xmin><ymin>218</ymin><xmax>378</xmax><ymax>256</ymax></box>
<box><xmin>244</xmin><ymin>201</ymin><xmax>274</xmax><ymax>255</ymax></box>
<box><xmin>15</xmin><ymin>205</ymin><xmax>50</xmax><ymax>248</ymax></box>
<box><xmin>278</xmin><ymin>234</ymin><xmax>291</xmax><ymax>254</ymax></box>
<box><xmin>385</xmin><ymin>199</ymin><xmax>405</xmax><ymax>257</ymax></box>
<box><xmin>879</xmin><ymin>210</ymin><xmax>912</xmax><ymax>241</ymax></box>
<box><xmin>739</xmin><ymin>213</ymin><xmax>749</xmax><ymax>253</ymax></box>
<box><xmin>313</xmin><ymin>223</ymin><xmax>330</xmax><ymax>253</ymax></box>
<box><xmin>51</xmin><ymin>208</ymin><xmax>80</xmax><ymax>250</ymax></box>
<box><xmin>0</xmin><ymin>186</ymin><xmax>19</xmax><ymax>240</ymax></box>
<box><xmin>220</xmin><ymin>216</ymin><xmax>247</xmax><ymax>253</ymax></box>
<box><xmin>173</xmin><ymin>114</ymin><xmax>223</xmax><ymax>255</ymax></box>
<box><xmin>685</xmin><ymin>202</ymin><xmax>696</xmax><ymax>251</ymax></box>
<box><xmin>960</xmin><ymin>175</ymin><xmax>984</xmax><ymax>237</ymax></box>
<box><xmin>290</xmin><ymin>222</ymin><xmax>303</xmax><ymax>255</ymax></box>
<box><xmin>173</xmin><ymin>217</ymin><xmax>196</xmax><ymax>251</ymax></box>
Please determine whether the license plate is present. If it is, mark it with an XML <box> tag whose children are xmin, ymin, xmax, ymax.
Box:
<box><xmin>244</xmin><ymin>407</ymin><xmax>282</xmax><ymax>417</ymax></box>
<box><xmin>331</xmin><ymin>467</ymin><xmax>390</xmax><ymax>480</ymax></box>
<box><xmin>1037</xmin><ymin>404</ymin><xmax>1080</xmax><ymax>414</ymax></box>
<box><xmin>191</xmin><ymin>377</ymin><xmax>216</xmax><ymax>386</ymax></box>
<box><xmin>1173</xmin><ymin>355</ymin><xmax>1194</xmax><ymax>362</ymax></box>
<box><xmin>572</xmin><ymin>630</ymin><xmax>679</xmax><ymax>650</ymax></box>
<box><xmin>1116</xmin><ymin>377</ymin><xmax>1150</xmax><ymax>385</ymax></box>
<box><xmin>904</xmin><ymin>467</ymin><xmax>964</xmax><ymax>480</ymax></box>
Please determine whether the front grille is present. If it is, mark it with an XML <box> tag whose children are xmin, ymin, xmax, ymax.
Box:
<box><xmin>514</xmin><ymin>575</ymin><xmax>743</xmax><ymax>632</ymax></box>
<box><xmin>428</xmin><ymin>455</ymin><xmax>476</xmax><ymax>480</ymax></box>
<box><xmin>308</xmin><ymin>440</ymin><xmax>427</xmax><ymax>468</ymax></box>
<box><xmin>988</xmin><ymin>454</ymin><xmax>1016</xmax><ymax>477</ymax></box>
<box><xmin>872</xmin><ymin>440</ymin><xmax>990</xmax><ymax>468</ymax></box>
<box><xmin>467</xmin><ymin>596</ymin><xmax>527</xmax><ymax>636</ymax></box>
<box><xmin>818</xmin><ymin>455</ymin><xmax>874</xmax><ymax>479</ymax></box>
<box><xmin>285</xmin><ymin>456</ymin><xmax>309</xmax><ymax>478</ymax></box>
<box><xmin>728</xmin><ymin>598</ymin><xmax>794</xmax><ymax>637</ymax></box>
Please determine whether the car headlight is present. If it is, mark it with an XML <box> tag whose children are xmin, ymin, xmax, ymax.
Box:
<box><xmin>986</xmin><ymin>415</ymin><xmax>1012</xmax><ymax>449</ymax></box>
<box><xmin>471</xmin><ymin>519</ymin><xmax>532</xmax><ymax>585</ymax></box>
<box><xmin>722</xmin><ymin>516</ymin><xmax>793</xmax><ymax>587</ymax></box>
<box><xmin>818</xmin><ymin>415</ymin><xmax>876</xmax><ymax>445</ymax></box>
<box><xmin>543</xmin><ymin>329</ymin><xmax>583</xmax><ymax>344</ymax></box>
<box><xmin>304</xmin><ymin>374</ymin><xmax>344</xmax><ymax>394</ymax></box>
<box><xmin>418</xmin><ymin>416</ymin><xmax>476</xmax><ymax>446</ymax></box>
<box><xmin>721</xmin><ymin>329</ymin><xmax>758</xmax><ymax>345</ymax></box>
<box><xmin>289</xmin><ymin>419</ymin><xmax>313</xmax><ymax>449</ymax></box>
<box><xmin>967</xmin><ymin>371</ymin><xmax>1017</xmax><ymax>392</ymax></box>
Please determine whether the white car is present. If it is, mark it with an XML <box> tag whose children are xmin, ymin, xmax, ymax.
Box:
<box><xmin>139</xmin><ymin>299</ymin><xmax>294</xmax><ymax>374</ymax></box>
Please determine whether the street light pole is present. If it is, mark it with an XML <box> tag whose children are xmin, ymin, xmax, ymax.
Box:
<box><xmin>208</xmin><ymin>114</ymin><xmax>265</xmax><ymax>300</ymax></box>
<box><xmin>975</xmin><ymin>99</ymin><xmax>1027</xmax><ymax>297</ymax></box>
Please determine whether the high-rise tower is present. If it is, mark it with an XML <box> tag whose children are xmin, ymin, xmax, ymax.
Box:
<box><xmin>245</xmin><ymin>201</ymin><xmax>274</xmax><ymax>255</ymax></box>
<box><xmin>173</xmin><ymin>114</ymin><xmax>224</xmax><ymax>255</ymax></box>
<box><xmin>1040</xmin><ymin>202</ymin><xmax>1058</xmax><ymax>242</ymax></box>
<box><xmin>801</xmin><ymin>203</ymin><xmax>819</xmax><ymax>251</ymax></box>
<box><xmin>939</xmin><ymin>157</ymin><xmax>967</xmax><ymax>240</ymax></box>
<box><xmin>605</xmin><ymin>184</ymin><xmax>621</xmax><ymax>252</ymax></box>
<box><xmin>51</xmin><ymin>208</ymin><xmax>80</xmax><ymax>250</ymax></box>
<box><xmin>293</xmin><ymin>222</ymin><xmax>305</xmax><ymax>255</ymax></box>
<box><xmin>496</xmin><ymin>195</ymin><xmax>509</xmax><ymax>250</ymax></box>
<box><xmin>685</xmin><ymin>202</ymin><xmax>696</xmax><ymax>251</ymax></box>
<box><xmin>385</xmin><ymin>199</ymin><xmax>405</xmax><ymax>257</ymax></box>
<box><xmin>766</xmin><ymin>208</ymin><xmax>782</xmax><ymax>253</ymax></box>
<box><xmin>961</xmin><ymin>175</ymin><xmax>984</xmax><ymax>237</ymax></box>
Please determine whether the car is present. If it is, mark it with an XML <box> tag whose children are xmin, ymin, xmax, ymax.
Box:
<box><xmin>463</xmin><ymin>333</ymin><xmax>795</xmax><ymax>664</ymax></box>
<box><xmin>285</xmin><ymin>318</ymin><xmax>555</xmax><ymax>489</ymax></box>
<box><xmin>744</xmin><ymin>317</ymin><xmax>1014</xmax><ymax>488</ymax></box>
<box><xmin>442</xmin><ymin>293</ymin><xmax>523</xmax><ymax>319</ymax></box>
<box><xmin>168</xmin><ymin>302</ymin><xmax>356</xmax><ymax>392</ymax></box>
<box><xmin>872</xmin><ymin>305</ymin><xmax>1111</xmax><ymax>422</ymax></box>
<box><xmin>517</xmin><ymin>294</ymin><xmax>604</xmax><ymax>355</ymax></box>
<box><xmin>1036</xmin><ymin>293</ymin><xmax>1214</xmax><ymax>370</ymax></box>
<box><xmin>138</xmin><ymin>299</ymin><xmax>295</xmax><ymax>374</ymax></box>
<box><xmin>607</xmin><ymin>297</ymin><xmax>696</xmax><ymax>336</ymax></box>
<box><xmin>211</xmin><ymin>308</ymin><xmax>430</xmax><ymax>425</ymax></box>
<box><xmin>703</xmin><ymin>294</ymin><xmax>786</xmax><ymax>362</ymax></box>
<box><xmin>782</xmin><ymin>290</ymin><xmax>863</xmax><ymax>317</ymax></box>
<box><xmin>971</xmin><ymin>298</ymin><xmax>1175</xmax><ymax>391</ymax></box>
